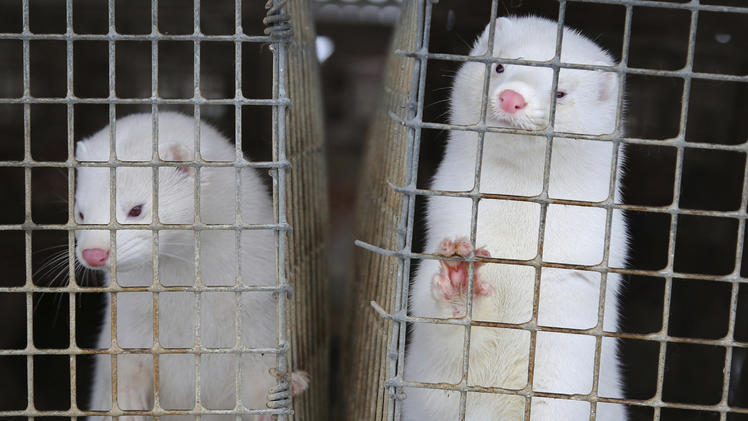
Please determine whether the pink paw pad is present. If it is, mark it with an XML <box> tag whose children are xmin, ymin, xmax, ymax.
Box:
<box><xmin>431</xmin><ymin>237</ymin><xmax>494</xmax><ymax>305</ymax></box>
<box><xmin>436</xmin><ymin>238</ymin><xmax>455</xmax><ymax>259</ymax></box>
<box><xmin>454</xmin><ymin>238</ymin><xmax>473</xmax><ymax>258</ymax></box>
<box><xmin>433</xmin><ymin>273</ymin><xmax>455</xmax><ymax>300</ymax></box>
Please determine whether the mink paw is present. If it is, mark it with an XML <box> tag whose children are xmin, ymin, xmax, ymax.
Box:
<box><xmin>431</xmin><ymin>237</ymin><xmax>493</xmax><ymax>317</ymax></box>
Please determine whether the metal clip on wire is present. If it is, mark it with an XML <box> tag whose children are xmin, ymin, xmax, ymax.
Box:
<box><xmin>263</xmin><ymin>0</ymin><xmax>292</xmax><ymax>41</ymax></box>
<box><xmin>267</xmin><ymin>367</ymin><xmax>293</xmax><ymax>410</ymax></box>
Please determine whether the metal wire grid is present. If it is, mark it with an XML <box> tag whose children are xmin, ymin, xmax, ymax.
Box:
<box><xmin>279</xmin><ymin>0</ymin><xmax>331</xmax><ymax>418</ymax></box>
<box><xmin>353</xmin><ymin>0</ymin><xmax>748</xmax><ymax>420</ymax></box>
<box><xmin>344</xmin><ymin>1</ymin><xmax>419</xmax><ymax>418</ymax></box>
<box><xmin>0</xmin><ymin>0</ymin><xmax>295</xmax><ymax>418</ymax></box>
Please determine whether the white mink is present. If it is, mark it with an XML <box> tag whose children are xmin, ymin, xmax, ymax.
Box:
<box><xmin>403</xmin><ymin>16</ymin><xmax>628</xmax><ymax>421</ymax></box>
<box><xmin>74</xmin><ymin>112</ymin><xmax>307</xmax><ymax>421</ymax></box>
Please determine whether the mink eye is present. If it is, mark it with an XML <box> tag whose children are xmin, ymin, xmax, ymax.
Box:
<box><xmin>494</xmin><ymin>64</ymin><xmax>505</xmax><ymax>74</ymax></box>
<box><xmin>77</xmin><ymin>211</ymin><xmax>84</xmax><ymax>221</ymax></box>
<box><xmin>556</xmin><ymin>91</ymin><xmax>567</xmax><ymax>99</ymax></box>
<box><xmin>128</xmin><ymin>204</ymin><xmax>143</xmax><ymax>218</ymax></box>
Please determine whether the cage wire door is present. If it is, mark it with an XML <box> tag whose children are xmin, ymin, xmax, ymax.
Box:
<box><xmin>0</xmin><ymin>0</ymin><xmax>329</xmax><ymax>419</ymax></box>
<box><xmin>347</xmin><ymin>0</ymin><xmax>748</xmax><ymax>420</ymax></box>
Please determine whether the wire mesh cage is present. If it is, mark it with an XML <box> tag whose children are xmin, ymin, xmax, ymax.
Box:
<box><xmin>0</xmin><ymin>0</ymin><xmax>329</xmax><ymax>419</ymax></box>
<box><xmin>347</xmin><ymin>1</ymin><xmax>748</xmax><ymax>420</ymax></box>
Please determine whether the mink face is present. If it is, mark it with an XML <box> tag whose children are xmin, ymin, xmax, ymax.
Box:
<box><xmin>74</xmin><ymin>120</ymin><xmax>196</xmax><ymax>272</ymax></box>
<box><xmin>74</xmin><ymin>167</ymin><xmax>197</xmax><ymax>272</ymax></box>
<box><xmin>73</xmin><ymin>112</ymin><xmax>233</xmax><ymax>273</ymax></box>
<box><xmin>451</xmin><ymin>16</ymin><xmax>620</xmax><ymax>136</ymax></box>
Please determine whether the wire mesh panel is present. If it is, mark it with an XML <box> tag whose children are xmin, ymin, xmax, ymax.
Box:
<box><xmin>283</xmin><ymin>0</ymin><xmax>331</xmax><ymax>419</ymax></box>
<box><xmin>344</xmin><ymin>2</ymin><xmax>420</xmax><ymax>419</ymax></box>
<box><xmin>0</xmin><ymin>0</ymin><xmax>329</xmax><ymax>419</ymax></box>
<box><xmin>348</xmin><ymin>1</ymin><xmax>748</xmax><ymax>420</ymax></box>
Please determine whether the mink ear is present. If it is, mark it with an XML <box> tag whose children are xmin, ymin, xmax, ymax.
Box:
<box><xmin>473</xmin><ymin>17</ymin><xmax>511</xmax><ymax>55</ymax></box>
<box><xmin>594</xmin><ymin>63</ymin><xmax>618</xmax><ymax>103</ymax></box>
<box><xmin>75</xmin><ymin>142</ymin><xmax>86</xmax><ymax>160</ymax></box>
<box><xmin>160</xmin><ymin>143</ymin><xmax>194</xmax><ymax>175</ymax></box>
<box><xmin>598</xmin><ymin>72</ymin><xmax>618</xmax><ymax>102</ymax></box>
<box><xmin>473</xmin><ymin>25</ymin><xmax>491</xmax><ymax>55</ymax></box>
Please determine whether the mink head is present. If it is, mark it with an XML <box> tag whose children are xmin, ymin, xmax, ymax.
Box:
<box><xmin>73</xmin><ymin>112</ymin><xmax>235</xmax><ymax>272</ymax></box>
<box><xmin>451</xmin><ymin>16</ymin><xmax>620</xmax><ymax>135</ymax></box>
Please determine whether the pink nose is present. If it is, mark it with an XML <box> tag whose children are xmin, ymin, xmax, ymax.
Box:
<box><xmin>499</xmin><ymin>89</ymin><xmax>527</xmax><ymax>113</ymax></box>
<box><xmin>82</xmin><ymin>248</ymin><xmax>109</xmax><ymax>267</ymax></box>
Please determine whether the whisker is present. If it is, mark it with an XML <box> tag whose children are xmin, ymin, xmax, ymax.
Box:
<box><xmin>156</xmin><ymin>251</ymin><xmax>194</xmax><ymax>266</ymax></box>
<box><xmin>455</xmin><ymin>33</ymin><xmax>473</xmax><ymax>52</ymax></box>
<box><xmin>36</xmin><ymin>263</ymin><xmax>71</xmax><ymax>289</ymax></box>
<box><xmin>425</xmin><ymin>98</ymin><xmax>453</xmax><ymax>112</ymax></box>
<box><xmin>37</xmin><ymin>255</ymin><xmax>73</xmax><ymax>278</ymax></box>
<box><xmin>51</xmin><ymin>286</ymin><xmax>70</xmax><ymax>327</ymax></box>
<box><xmin>33</xmin><ymin>244</ymin><xmax>69</xmax><ymax>254</ymax></box>
<box><xmin>33</xmin><ymin>256</ymin><xmax>75</xmax><ymax>316</ymax></box>
<box><xmin>33</xmin><ymin>253</ymin><xmax>72</xmax><ymax>306</ymax></box>
<box><xmin>33</xmin><ymin>252</ymin><xmax>69</xmax><ymax>279</ymax></box>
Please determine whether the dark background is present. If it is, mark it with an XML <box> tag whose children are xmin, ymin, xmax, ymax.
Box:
<box><xmin>0</xmin><ymin>0</ymin><xmax>747</xmax><ymax>420</ymax></box>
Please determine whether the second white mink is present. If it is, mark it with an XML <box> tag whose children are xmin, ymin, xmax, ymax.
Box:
<box><xmin>404</xmin><ymin>17</ymin><xmax>628</xmax><ymax>421</ymax></box>
<box><xmin>74</xmin><ymin>112</ymin><xmax>307</xmax><ymax>420</ymax></box>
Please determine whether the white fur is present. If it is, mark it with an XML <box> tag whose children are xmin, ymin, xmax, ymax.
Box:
<box><xmin>403</xmin><ymin>17</ymin><xmax>628</xmax><ymax>420</ymax></box>
<box><xmin>75</xmin><ymin>112</ymin><xmax>278</xmax><ymax>421</ymax></box>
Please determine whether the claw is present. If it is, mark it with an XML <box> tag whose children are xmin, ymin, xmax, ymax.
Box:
<box><xmin>454</xmin><ymin>237</ymin><xmax>473</xmax><ymax>257</ymax></box>
<box><xmin>436</xmin><ymin>238</ymin><xmax>455</xmax><ymax>256</ymax></box>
